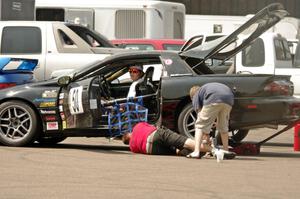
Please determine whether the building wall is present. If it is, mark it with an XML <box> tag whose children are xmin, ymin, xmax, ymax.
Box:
<box><xmin>167</xmin><ymin>0</ymin><xmax>300</xmax><ymax>18</ymax></box>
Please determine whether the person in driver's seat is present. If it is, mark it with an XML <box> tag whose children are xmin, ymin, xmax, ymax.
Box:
<box><xmin>127</xmin><ymin>65</ymin><xmax>144</xmax><ymax>98</ymax></box>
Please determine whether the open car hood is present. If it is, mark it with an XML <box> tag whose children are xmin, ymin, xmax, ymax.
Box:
<box><xmin>179</xmin><ymin>3</ymin><xmax>288</xmax><ymax>69</ymax></box>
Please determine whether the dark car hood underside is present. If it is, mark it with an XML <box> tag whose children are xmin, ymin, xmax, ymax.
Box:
<box><xmin>179</xmin><ymin>3</ymin><xmax>288</xmax><ymax>70</ymax></box>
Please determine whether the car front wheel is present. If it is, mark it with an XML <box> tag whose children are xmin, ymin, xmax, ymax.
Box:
<box><xmin>177</xmin><ymin>103</ymin><xmax>249</xmax><ymax>143</ymax></box>
<box><xmin>0</xmin><ymin>101</ymin><xmax>39</xmax><ymax>147</ymax></box>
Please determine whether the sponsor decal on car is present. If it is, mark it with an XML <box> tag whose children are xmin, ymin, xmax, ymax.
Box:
<box><xmin>40</xmin><ymin>109</ymin><xmax>56</xmax><ymax>114</ymax></box>
<box><xmin>44</xmin><ymin>115</ymin><xmax>57</xmax><ymax>121</ymax></box>
<box><xmin>59</xmin><ymin>93</ymin><xmax>64</xmax><ymax>99</ymax></box>
<box><xmin>164</xmin><ymin>59</ymin><xmax>173</xmax><ymax>65</ymax></box>
<box><xmin>42</xmin><ymin>90</ymin><xmax>58</xmax><ymax>98</ymax></box>
<box><xmin>46</xmin><ymin>122</ymin><xmax>59</xmax><ymax>130</ymax></box>
<box><xmin>68</xmin><ymin>86</ymin><xmax>84</xmax><ymax>115</ymax></box>
<box><xmin>62</xmin><ymin>121</ymin><xmax>67</xmax><ymax>129</ymax></box>
<box><xmin>59</xmin><ymin>105</ymin><xmax>63</xmax><ymax>112</ymax></box>
<box><xmin>34</xmin><ymin>98</ymin><xmax>56</xmax><ymax>102</ymax></box>
<box><xmin>40</xmin><ymin>101</ymin><xmax>56</xmax><ymax>107</ymax></box>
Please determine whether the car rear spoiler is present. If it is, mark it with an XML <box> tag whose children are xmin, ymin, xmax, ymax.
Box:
<box><xmin>0</xmin><ymin>57</ymin><xmax>38</xmax><ymax>72</ymax></box>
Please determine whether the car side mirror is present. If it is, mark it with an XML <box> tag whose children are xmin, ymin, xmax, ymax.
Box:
<box><xmin>57</xmin><ymin>76</ymin><xmax>71</xmax><ymax>86</ymax></box>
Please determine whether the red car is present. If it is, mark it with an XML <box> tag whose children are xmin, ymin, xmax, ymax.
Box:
<box><xmin>111</xmin><ymin>39</ymin><xmax>185</xmax><ymax>51</ymax></box>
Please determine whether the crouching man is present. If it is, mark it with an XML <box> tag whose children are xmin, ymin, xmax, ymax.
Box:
<box><xmin>122</xmin><ymin>122</ymin><xmax>235</xmax><ymax>159</ymax></box>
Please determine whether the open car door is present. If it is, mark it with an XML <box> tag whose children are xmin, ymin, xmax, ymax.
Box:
<box><xmin>60</xmin><ymin>53</ymin><xmax>164</xmax><ymax>132</ymax></box>
<box><xmin>60</xmin><ymin>76</ymin><xmax>102</xmax><ymax>130</ymax></box>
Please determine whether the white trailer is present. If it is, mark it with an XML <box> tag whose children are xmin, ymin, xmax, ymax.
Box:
<box><xmin>185</xmin><ymin>14</ymin><xmax>300</xmax><ymax>42</ymax></box>
<box><xmin>35</xmin><ymin>0</ymin><xmax>186</xmax><ymax>40</ymax></box>
<box><xmin>185</xmin><ymin>14</ymin><xmax>247</xmax><ymax>39</ymax></box>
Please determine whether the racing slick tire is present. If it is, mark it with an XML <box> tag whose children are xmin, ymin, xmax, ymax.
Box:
<box><xmin>177</xmin><ymin>103</ymin><xmax>249</xmax><ymax>143</ymax></box>
<box><xmin>0</xmin><ymin>101</ymin><xmax>39</xmax><ymax>147</ymax></box>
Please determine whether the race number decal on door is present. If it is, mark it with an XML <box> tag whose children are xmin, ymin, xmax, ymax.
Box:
<box><xmin>68</xmin><ymin>86</ymin><xmax>84</xmax><ymax>115</ymax></box>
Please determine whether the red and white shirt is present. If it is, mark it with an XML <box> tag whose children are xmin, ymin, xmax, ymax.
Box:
<box><xmin>129</xmin><ymin>122</ymin><xmax>157</xmax><ymax>154</ymax></box>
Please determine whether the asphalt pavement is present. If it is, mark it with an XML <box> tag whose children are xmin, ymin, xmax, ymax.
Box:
<box><xmin>1</xmin><ymin>127</ymin><xmax>300</xmax><ymax>199</ymax></box>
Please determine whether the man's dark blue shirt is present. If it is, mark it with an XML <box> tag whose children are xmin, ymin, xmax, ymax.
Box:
<box><xmin>192</xmin><ymin>82</ymin><xmax>234</xmax><ymax>111</ymax></box>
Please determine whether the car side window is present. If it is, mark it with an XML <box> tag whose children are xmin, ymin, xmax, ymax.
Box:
<box><xmin>86</xmin><ymin>34</ymin><xmax>100</xmax><ymax>47</ymax></box>
<box><xmin>111</xmin><ymin>64</ymin><xmax>163</xmax><ymax>84</ymax></box>
<box><xmin>58</xmin><ymin>30</ymin><xmax>76</xmax><ymax>46</ymax></box>
<box><xmin>1</xmin><ymin>26</ymin><xmax>42</xmax><ymax>54</ymax></box>
<box><xmin>242</xmin><ymin>38</ymin><xmax>265</xmax><ymax>67</ymax></box>
<box><xmin>144</xmin><ymin>64</ymin><xmax>162</xmax><ymax>81</ymax></box>
<box><xmin>274</xmin><ymin>39</ymin><xmax>292</xmax><ymax>61</ymax></box>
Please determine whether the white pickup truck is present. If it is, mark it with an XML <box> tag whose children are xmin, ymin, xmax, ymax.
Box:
<box><xmin>201</xmin><ymin>32</ymin><xmax>300</xmax><ymax>97</ymax></box>
<box><xmin>0</xmin><ymin>21</ymin><xmax>120</xmax><ymax>81</ymax></box>
<box><xmin>234</xmin><ymin>32</ymin><xmax>300</xmax><ymax>98</ymax></box>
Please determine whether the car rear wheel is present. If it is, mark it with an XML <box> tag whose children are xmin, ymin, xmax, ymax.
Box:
<box><xmin>177</xmin><ymin>103</ymin><xmax>249</xmax><ymax>143</ymax></box>
<box><xmin>177</xmin><ymin>103</ymin><xmax>197</xmax><ymax>138</ymax></box>
<box><xmin>0</xmin><ymin>101</ymin><xmax>39</xmax><ymax>147</ymax></box>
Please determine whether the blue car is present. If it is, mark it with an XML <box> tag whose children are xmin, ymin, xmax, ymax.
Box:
<box><xmin>0</xmin><ymin>58</ymin><xmax>38</xmax><ymax>89</ymax></box>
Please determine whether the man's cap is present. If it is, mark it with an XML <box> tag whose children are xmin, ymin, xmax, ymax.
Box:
<box><xmin>130</xmin><ymin>65</ymin><xmax>143</xmax><ymax>71</ymax></box>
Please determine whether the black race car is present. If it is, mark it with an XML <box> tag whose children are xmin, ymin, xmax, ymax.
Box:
<box><xmin>1</xmin><ymin>3</ymin><xmax>300</xmax><ymax>147</ymax></box>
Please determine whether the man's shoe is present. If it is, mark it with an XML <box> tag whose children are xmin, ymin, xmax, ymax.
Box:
<box><xmin>186</xmin><ymin>151</ymin><xmax>201</xmax><ymax>159</ymax></box>
<box><xmin>221</xmin><ymin>149</ymin><xmax>236</xmax><ymax>159</ymax></box>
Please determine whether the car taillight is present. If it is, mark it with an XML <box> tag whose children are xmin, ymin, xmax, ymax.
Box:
<box><xmin>264</xmin><ymin>80</ymin><xmax>293</xmax><ymax>96</ymax></box>
<box><xmin>0</xmin><ymin>83</ymin><xmax>17</xmax><ymax>89</ymax></box>
<box><xmin>290</xmin><ymin>103</ymin><xmax>300</xmax><ymax>117</ymax></box>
